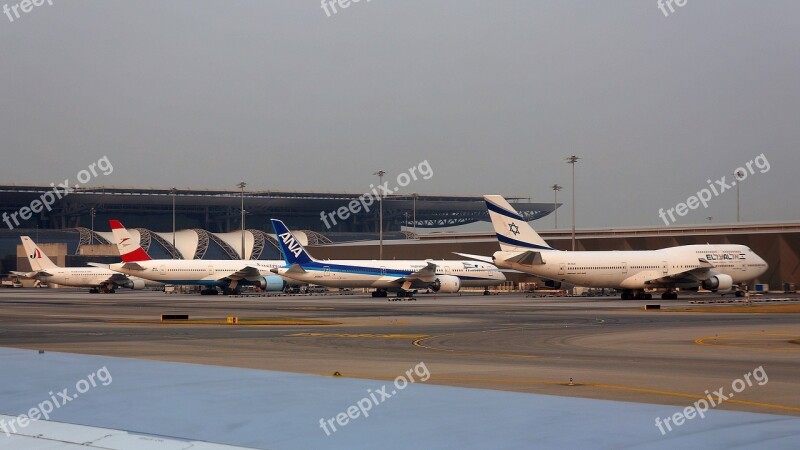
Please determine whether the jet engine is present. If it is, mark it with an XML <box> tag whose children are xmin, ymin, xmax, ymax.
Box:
<box><xmin>125</xmin><ymin>279</ymin><xmax>146</xmax><ymax>290</ymax></box>
<box><xmin>255</xmin><ymin>275</ymin><xmax>286</xmax><ymax>292</ymax></box>
<box><xmin>701</xmin><ymin>274</ymin><xmax>734</xmax><ymax>291</ymax></box>
<box><xmin>431</xmin><ymin>275</ymin><xmax>461</xmax><ymax>293</ymax></box>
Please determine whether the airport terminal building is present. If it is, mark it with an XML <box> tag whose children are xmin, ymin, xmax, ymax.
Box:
<box><xmin>1</xmin><ymin>184</ymin><xmax>797</xmax><ymax>289</ymax></box>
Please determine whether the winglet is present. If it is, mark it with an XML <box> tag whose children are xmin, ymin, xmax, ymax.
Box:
<box><xmin>270</xmin><ymin>219</ymin><xmax>315</xmax><ymax>265</ymax></box>
<box><xmin>109</xmin><ymin>220</ymin><xmax>153</xmax><ymax>262</ymax></box>
<box><xmin>484</xmin><ymin>195</ymin><xmax>554</xmax><ymax>252</ymax></box>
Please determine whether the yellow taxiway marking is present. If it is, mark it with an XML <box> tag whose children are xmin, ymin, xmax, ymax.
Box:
<box><xmin>287</xmin><ymin>333</ymin><xmax>428</xmax><ymax>339</ymax></box>
<box><xmin>412</xmin><ymin>328</ymin><xmax>539</xmax><ymax>359</ymax></box>
<box><xmin>695</xmin><ymin>332</ymin><xmax>800</xmax><ymax>351</ymax></box>
<box><xmin>323</xmin><ymin>374</ymin><xmax>800</xmax><ymax>414</ymax></box>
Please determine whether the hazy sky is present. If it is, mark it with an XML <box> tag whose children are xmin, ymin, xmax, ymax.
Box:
<box><xmin>2</xmin><ymin>1</ymin><xmax>798</xmax><ymax>230</ymax></box>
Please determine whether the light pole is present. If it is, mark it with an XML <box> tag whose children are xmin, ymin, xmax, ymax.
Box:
<box><xmin>412</xmin><ymin>192</ymin><xmax>417</xmax><ymax>237</ymax></box>
<box><xmin>237</xmin><ymin>181</ymin><xmax>246</xmax><ymax>259</ymax></box>
<box><xmin>403</xmin><ymin>211</ymin><xmax>410</xmax><ymax>234</ymax></box>
<box><xmin>734</xmin><ymin>170</ymin><xmax>744</xmax><ymax>222</ymax></box>
<box><xmin>90</xmin><ymin>207</ymin><xmax>96</xmax><ymax>245</ymax></box>
<box><xmin>170</xmin><ymin>188</ymin><xmax>176</xmax><ymax>257</ymax></box>
<box><xmin>374</xmin><ymin>170</ymin><xmax>386</xmax><ymax>259</ymax></box>
<box><xmin>566</xmin><ymin>155</ymin><xmax>580</xmax><ymax>251</ymax></box>
<box><xmin>551</xmin><ymin>184</ymin><xmax>562</xmax><ymax>229</ymax></box>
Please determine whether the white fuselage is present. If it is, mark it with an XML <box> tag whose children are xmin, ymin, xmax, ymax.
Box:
<box><xmin>277</xmin><ymin>260</ymin><xmax>505</xmax><ymax>289</ymax></box>
<box><xmin>494</xmin><ymin>245</ymin><xmax>768</xmax><ymax>289</ymax></box>
<box><xmin>108</xmin><ymin>259</ymin><xmax>285</xmax><ymax>286</ymax></box>
<box><xmin>33</xmin><ymin>268</ymin><xmax>157</xmax><ymax>289</ymax></box>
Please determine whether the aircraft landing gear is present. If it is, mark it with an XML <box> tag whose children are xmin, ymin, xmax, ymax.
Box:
<box><xmin>371</xmin><ymin>289</ymin><xmax>388</xmax><ymax>298</ymax></box>
<box><xmin>621</xmin><ymin>290</ymin><xmax>652</xmax><ymax>300</ymax></box>
<box><xmin>200</xmin><ymin>288</ymin><xmax>219</xmax><ymax>295</ymax></box>
<box><xmin>484</xmin><ymin>288</ymin><xmax>490</xmax><ymax>296</ymax></box>
<box><xmin>89</xmin><ymin>288</ymin><xmax>99</xmax><ymax>294</ymax></box>
<box><xmin>661</xmin><ymin>290</ymin><xmax>678</xmax><ymax>300</ymax></box>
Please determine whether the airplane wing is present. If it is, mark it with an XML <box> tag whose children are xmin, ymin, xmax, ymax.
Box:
<box><xmin>89</xmin><ymin>262</ymin><xmax>146</xmax><ymax>271</ymax></box>
<box><xmin>387</xmin><ymin>262</ymin><xmax>438</xmax><ymax>291</ymax></box>
<box><xmin>404</xmin><ymin>262</ymin><xmax>437</xmax><ymax>282</ymax></box>
<box><xmin>218</xmin><ymin>265</ymin><xmax>263</xmax><ymax>282</ymax></box>
<box><xmin>453</xmin><ymin>253</ymin><xmax>494</xmax><ymax>264</ymax></box>
<box><xmin>93</xmin><ymin>273</ymin><xmax>133</xmax><ymax>286</ymax></box>
<box><xmin>643</xmin><ymin>258</ymin><xmax>716</xmax><ymax>286</ymax></box>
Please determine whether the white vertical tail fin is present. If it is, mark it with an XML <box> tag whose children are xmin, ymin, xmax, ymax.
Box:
<box><xmin>109</xmin><ymin>220</ymin><xmax>152</xmax><ymax>262</ymax></box>
<box><xmin>484</xmin><ymin>195</ymin><xmax>554</xmax><ymax>252</ymax></box>
<box><xmin>20</xmin><ymin>236</ymin><xmax>58</xmax><ymax>271</ymax></box>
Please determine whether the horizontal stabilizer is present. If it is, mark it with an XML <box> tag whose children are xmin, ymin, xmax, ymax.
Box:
<box><xmin>10</xmin><ymin>271</ymin><xmax>38</xmax><ymax>278</ymax></box>
<box><xmin>285</xmin><ymin>264</ymin><xmax>307</xmax><ymax>275</ymax></box>
<box><xmin>121</xmin><ymin>262</ymin><xmax>146</xmax><ymax>271</ymax></box>
<box><xmin>505</xmin><ymin>251</ymin><xmax>544</xmax><ymax>266</ymax></box>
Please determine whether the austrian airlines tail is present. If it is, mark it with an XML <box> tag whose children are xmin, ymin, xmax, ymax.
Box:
<box><xmin>109</xmin><ymin>220</ymin><xmax>153</xmax><ymax>262</ymax></box>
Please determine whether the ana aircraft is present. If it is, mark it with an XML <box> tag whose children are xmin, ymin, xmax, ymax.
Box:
<box><xmin>270</xmin><ymin>219</ymin><xmax>505</xmax><ymax>297</ymax></box>
<box><xmin>13</xmin><ymin>236</ymin><xmax>160</xmax><ymax>293</ymax></box>
<box><xmin>464</xmin><ymin>195</ymin><xmax>768</xmax><ymax>300</ymax></box>
<box><xmin>101</xmin><ymin>220</ymin><xmax>287</xmax><ymax>295</ymax></box>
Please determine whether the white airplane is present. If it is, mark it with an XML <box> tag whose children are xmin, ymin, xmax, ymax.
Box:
<box><xmin>102</xmin><ymin>220</ymin><xmax>287</xmax><ymax>295</ymax></box>
<box><xmin>13</xmin><ymin>236</ymin><xmax>160</xmax><ymax>293</ymax></box>
<box><xmin>463</xmin><ymin>195</ymin><xmax>768</xmax><ymax>300</ymax></box>
<box><xmin>269</xmin><ymin>219</ymin><xmax>505</xmax><ymax>297</ymax></box>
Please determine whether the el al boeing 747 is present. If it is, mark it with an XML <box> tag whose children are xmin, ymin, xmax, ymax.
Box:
<box><xmin>462</xmin><ymin>195</ymin><xmax>768</xmax><ymax>300</ymax></box>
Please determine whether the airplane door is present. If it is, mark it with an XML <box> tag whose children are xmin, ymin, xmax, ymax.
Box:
<box><xmin>160</xmin><ymin>265</ymin><xmax>166</xmax><ymax>276</ymax></box>
<box><xmin>558</xmin><ymin>263</ymin><xmax>565</xmax><ymax>275</ymax></box>
<box><xmin>207</xmin><ymin>265</ymin><xmax>214</xmax><ymax>275</ymax></box>
<box><xmin>323</xmin><ymin>266</ymin><xmax>330</xmax><ymax>277</ymax></box>
<box><xmin>380</xmin><ymin>266</ymin><xmax>386</xmax><ymax>276</ymax></box>
<box><xmin>622</xmin><ymin>262</ymin><xmax>628</xmax><ymax>274</ymax></box>
<box><xmin>662</xmin><ymin>261</ymin><xmax>668</xmax><ymax>275</ymax></box>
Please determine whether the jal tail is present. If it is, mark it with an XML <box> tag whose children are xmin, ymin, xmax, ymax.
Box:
<box><xmin>20</xmin><ymin>236</ymin><xmax>58</xmax><ymax>271</ymax></box>
<box><xmin>270</xmin><ymin>219</ymin><xmax>315</xmax><ymax>265</ymax></box>
<box><xmin>484</xmin><ymin>195</ymin><xmax>554</xmax><ymax>252</ymax></box>
<box><xmin>109</xmin><ymin>219</ymin><xmax>152</xmax><ymax>262</ymax></box>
